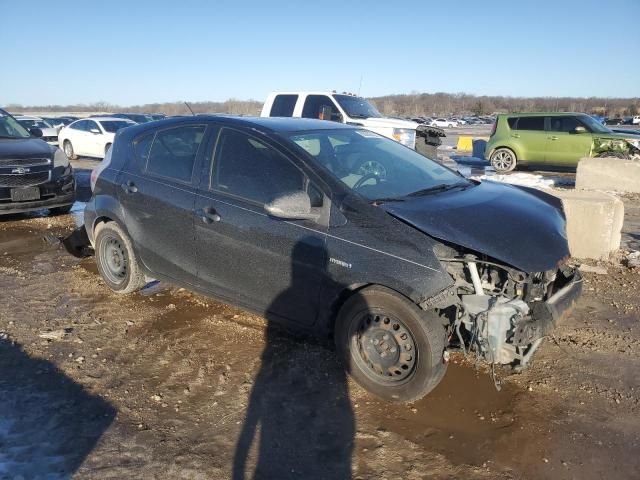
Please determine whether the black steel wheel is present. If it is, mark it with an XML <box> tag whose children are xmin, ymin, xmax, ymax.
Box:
<box><xmin>94</xmin><ymin>222</ymin><xmax>145</xmax><ymax>294</ymax></box>
<box><xmin>335</xmin><ymin>286</ymin><xmax>447</xmax><ymax>402</ymax></box>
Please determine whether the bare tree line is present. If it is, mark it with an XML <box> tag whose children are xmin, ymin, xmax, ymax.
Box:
<box><xmin>5</xmin><ymin>92</ymin><xmax>639</xmax><ymax>117</ymax></box>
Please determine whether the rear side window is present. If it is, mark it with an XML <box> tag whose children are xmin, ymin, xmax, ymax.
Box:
<box><xmin>212</xmin><ymin>129</ymin><xmax>304</xmax><ymax>204</ymax></box>
<box><xmin>507</xmin><ymin>118</ymin><xmax>518</xmax><ymax>129</ymax></box>
<box><xmin>548</xmin><ymin>116</ymin><xmax>581</xmax><ymax>133</ymax></box>
<box><xmin>513</xmin><ymin>117</ymin><xmax>545</xmax><ymax>131</ymax></box>
<box><xmin>133</xmin><ymin>131</ymin><xmax>155</xmax><ymax>162</ymax></box>
<box><xmin>145</xmin><ymin>125</ymin><xmax>206</xmax><ymax>182</ymax></box>
<box><xmin>72</xmin><ymin>120</ymin><xmax>88</xmax><ymax>131</ymax></box>
<box><xmin>301</xmin><ymin>95</ymin><xmax>340</xmax><ymax>120</ymax></box>
<box><xmin>270</xmin><ymin>94</ymin><xmax>298</xmax><ymax>117</ymax></box>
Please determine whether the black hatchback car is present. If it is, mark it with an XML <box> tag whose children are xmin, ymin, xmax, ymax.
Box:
<box><xmin>0</xmin><ymin>108</ymin><xmax>75</xmax><ymax>215</ymax></box>
<box><xmin>83</xmin><ymin>116</ymin><xmax>581</xmax><ymax>401</ymax></box>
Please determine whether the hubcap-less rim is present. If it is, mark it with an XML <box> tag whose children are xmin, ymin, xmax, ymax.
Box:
<box><xmin>492</xmin><ymin>150</ymin><xmax>514</xmax><ymax>171</ymax></box>
<box><xmin>350</xmin><ymin>312</ymin><xmax>417</xmax><ymax>383</ymax></box>
<box><xmin>99</xmin><ymin>234</ymin><xmax>127</xmax><ymax>284</ymax></box>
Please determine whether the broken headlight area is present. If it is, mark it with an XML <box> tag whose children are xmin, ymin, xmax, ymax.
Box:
<box><xmin>430</xmin><ymin>251</ymin><xmax>582</xmax><ymax>373</ymax></box>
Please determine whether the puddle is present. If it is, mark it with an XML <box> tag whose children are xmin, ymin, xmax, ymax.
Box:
<box><xmin>370</xmin><ymin>363</ymin><xmax>523</xmax><ymax>466</ymax></box>
<box><xmin>0</xmin><ymin>227</ymin><xmax>53</xmax><ymax>258</ymax></box>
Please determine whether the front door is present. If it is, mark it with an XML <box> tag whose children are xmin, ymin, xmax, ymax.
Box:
<box><xmin>116</xmin><ymin>123</ymin><xmax>210</xmax><ymax>284</ymax></box>
<box><xmin>545</xmin><ymin>116</ymin><xmax>593</xmax><ymax>166</ymax></box>
<box><xmin>194</xmin><ymin>127</ymin><xmax>329</xmax><ymax>325</ymax></box>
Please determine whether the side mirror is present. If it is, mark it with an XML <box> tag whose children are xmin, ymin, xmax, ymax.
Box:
<box><xmin>574</xmin><ymin>126</ymin><xmax>587</xmax><ymax>134</ymax></box>
<box><xmin>265</xmin><ymin>191</ymin><xmax>320</xmax><ymax>221</ymax></box>
<box><xmin>90</xmin><ymin>128</ymin><xmax>101</xmax><ymax>134</ymax></box>
<box><xmin>29</xmin><ymin>128</ymin><xmax>43</xmax><ymax>138</ymax></box>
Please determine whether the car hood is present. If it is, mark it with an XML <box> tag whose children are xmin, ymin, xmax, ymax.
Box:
<box><xmin>381</xmin><ymin>181</ymin><xmax>569</xmax><ymax>273</ymax></box>
<box><xmin>0</xmin><ymin>137</ymin><xmax>54</xmax><ymax>158</ymax></box>
<box><xmin>356</xmin><ymin>117</ymin><xmax>419</xmax><ymax>130</ymax></box>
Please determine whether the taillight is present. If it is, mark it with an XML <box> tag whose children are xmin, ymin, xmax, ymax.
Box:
<box><xmin>490</xmin><ymin>120</ymin><xmax>497</xmax><ymax>137</ymax></box>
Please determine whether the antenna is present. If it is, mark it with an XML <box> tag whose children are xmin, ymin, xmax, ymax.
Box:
<box><xmin>184</xmin><ymin>101</ymin><xmax>195</xmax><ymax>116</ymax></box>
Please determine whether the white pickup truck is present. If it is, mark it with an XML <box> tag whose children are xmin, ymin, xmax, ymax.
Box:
<box><xmin>260</xmin><ymin>91</ymin><xmax>444</xmax><ymax>157</ymax></box>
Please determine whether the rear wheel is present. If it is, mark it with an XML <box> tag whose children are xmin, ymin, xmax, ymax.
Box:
<box><xmin>94</xmin><ymin>222</ymin><xmax>145</xmax><ymax>294</ymax></box>
<box><xmin>490</xmin><ymin>147</ymin><xmax>517</xmax><ymax>172</ymax></box>
<box><xmin>335</xmin><ymin>286</ymin><xmax>447</xmax><ymax>402</ymax></box>
<box><xmin>63</xmin><ymin>140</ymin><xmax>77</xmax><ymax>160</ymax></box>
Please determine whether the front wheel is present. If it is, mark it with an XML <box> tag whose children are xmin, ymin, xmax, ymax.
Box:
<box><xmin>490</xmin><ymin>147</ymin><xmax>517</xmax><ymax>172</ymax></box>
<box><xmin>94</xmin><ymin>222</ymin><xmax>146</xmax><ymax>294</ymax></box>
<box><xmin>63</xmin><ymin>140</ymin><xmax>77</xmax><ymax>160</ymax></box>
<box><xmin>335</xmin><ymin>286</ymin><xmax>447</xmax><ymax>403</ymax></box>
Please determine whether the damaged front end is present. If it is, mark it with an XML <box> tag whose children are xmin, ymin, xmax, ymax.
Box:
<box><xmin>426</xmin><ymin>249</ymin><xmax>582</xmax><ymax>371</ymax></box>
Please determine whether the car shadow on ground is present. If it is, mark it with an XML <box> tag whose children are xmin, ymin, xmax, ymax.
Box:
<box><xmin>0</xmin><ymin>337</ymin><xmax>116</xmax><ymax>478</ymax></box>
<box><xmin>233</xmin><ymin>239</ymin><xmax>355</xmax><ymax>480</ymax></box>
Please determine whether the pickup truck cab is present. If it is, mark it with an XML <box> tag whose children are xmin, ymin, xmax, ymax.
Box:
<box><xmin>261</xmin><ymin>91</ymin><xmax>443</xmax><ymax>157</ymax></box>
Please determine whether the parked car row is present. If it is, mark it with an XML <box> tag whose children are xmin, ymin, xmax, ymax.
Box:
<box><xmin>407</xmin><ymin>116</ymin><xmax>494</xmax><ymax>128</ymax></box>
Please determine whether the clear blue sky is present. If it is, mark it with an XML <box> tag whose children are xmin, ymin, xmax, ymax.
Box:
<box><xmin>2</xmin><ymin>0</ymin><xmax>639</xmax><ymax>106</ymax></box>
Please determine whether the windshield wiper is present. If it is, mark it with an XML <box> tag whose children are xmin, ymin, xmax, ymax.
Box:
<box><xmin>407</xmin><ymin>182</ymin><xmax>470</xmax><ymax>197</ymax></box>
<box><xmin>0</xmin><ymin>135</ymin><xmax>22</xmax><ymax>139</ymax></box>
<box><xmin>371</xmin><ymin>197</ymin><xmax>406</xmax><ymax>205</ymax></box>
<box><xmin>348</xmin><ymin>113</ymin><xmax>369</xmax><ymax>119</ymax></box>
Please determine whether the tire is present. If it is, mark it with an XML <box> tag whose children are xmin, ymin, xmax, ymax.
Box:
<box><xmin>335</xmin><ymin>286</ymin><xmax>447</xmax><ymax>403</ymax></box>
<box><xmin>490</xmin><ymin>147</ymin><xmax>517</xmax><ymax>172</ymax></box>
<box><xmin>94</xmin><ymin>221</ymin><xmax>145</xmax><ymax>294</ymax></box>
<box><xmin>63</xmin><ymin>140</ymin><xmax>77</xmax><ymax>160</ymax></box>
<box><xmin>49</xmin><ymin>204</ymin><xmax>73</xmax><ymax>216</ymax></box>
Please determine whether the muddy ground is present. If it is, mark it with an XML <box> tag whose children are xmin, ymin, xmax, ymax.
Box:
<box><xmin>0</xmin><ymin>165</ymin><xmax>639</xmax><ymax>479</ymax></box>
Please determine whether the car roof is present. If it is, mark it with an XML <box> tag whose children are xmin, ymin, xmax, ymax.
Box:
<box><xmin>91</xmin><ymin>117</ymin><xmax>136</xmax><ymax>123</ymax></box>
<box><xmin>128</xmin><ymin>115</ymin><xmax>355</xmax><ymax>134</ymax></box>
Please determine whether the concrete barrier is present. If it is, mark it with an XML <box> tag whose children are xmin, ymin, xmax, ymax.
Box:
<box><xmin>576</xmin><ymin>157</ymin><xmax>640</xmax><ymax>193</ymax></box>
<box><xmin>550</xmin><ymin>189</ymin><xmax>624</xmax><ymax>260</ymax></box>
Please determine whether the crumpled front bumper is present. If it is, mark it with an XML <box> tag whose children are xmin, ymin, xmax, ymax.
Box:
<box><xmin>515</xmin><ymin>266</ymin><xmax>583</xmax><ymax>345</ymax></box>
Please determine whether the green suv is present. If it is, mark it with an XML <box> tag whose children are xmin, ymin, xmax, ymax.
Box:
<box><xmin>485</xmin><ymin>112</ymin><xmax>640</xmax><ymax>172</ymax></box>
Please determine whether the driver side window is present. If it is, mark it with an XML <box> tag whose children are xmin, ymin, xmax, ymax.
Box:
<box><xmin>212</xmin><ymin>129</ymin><xmax>306</xmax><ymax>205</ymax></box>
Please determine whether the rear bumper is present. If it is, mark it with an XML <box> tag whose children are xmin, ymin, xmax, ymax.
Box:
<box><xmin>0</xmin><ymin>174</ymin><xmax>75</xmax><ymax>215</ymax></box>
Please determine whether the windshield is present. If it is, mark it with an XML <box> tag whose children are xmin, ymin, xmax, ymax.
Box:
<box><xmin>17</xmin><ymin>119</ymin><xmax>51</xmax><ymax>129</ymax></box>
<box><xmin>0</xmin><ymin>113</ymin><xmax>32</xmax><ymax>138</ymax></box>
<box><xmin>333</xmin><ymin>95</ymin><xmax>382</xmax><ymax>119</ymax></box>
<box><xmin>100</xmin><ymin>120</ymin><xmax>134</xmax><ymax>133</ymax></box>
<box><xmin>583</xmin><ymin>115</ymin><xmax>612</xmax><ymax>134</ymax></box>
<box><xmin>287</xmin><ymin>129</ymin><xmax>468</xmax><ymax>201</ymax></box>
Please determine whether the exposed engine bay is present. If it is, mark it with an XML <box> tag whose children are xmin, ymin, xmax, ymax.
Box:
<box><xmin>428</xmin><ymin>247</ymin><xmax>582</xmax><ymax>378</ymax></box>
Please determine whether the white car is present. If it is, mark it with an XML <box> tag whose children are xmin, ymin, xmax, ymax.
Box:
<box><xmin>14</xmin><ymin>115</ymin><xmax>59</xmax><ymax>145</ymax></box>
<box><xmin>430</xmin><ymin>118</ymin><xmax>458</xmax><ymax>128</ymax></box>
<box><xmin>59</xmin><ymin>117</ymin><xmax>135</xmax><ymax>159</ymax></box>
<box><xmin>633</xmin><ymin>116</ymin><xmax>640</xmax><ymax>125</ymax></box>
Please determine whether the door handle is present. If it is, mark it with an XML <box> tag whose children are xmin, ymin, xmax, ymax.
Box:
<box><xmin>548</xmin><ymin>135</ymin><xmax>559</xmax><ymax>140</ymax></box>
<box><xmin>120</xmin><ymin>181</ymin><xmax>138</xmax><ymax>194</ymax></box>
<box><xmin>196</xmin><ymin>206</ymin><xmax>221</xmax><ymax>224</ymax></box>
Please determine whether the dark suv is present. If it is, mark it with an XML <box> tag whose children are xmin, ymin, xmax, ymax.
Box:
<box><xmin>0</xmin><ymin>108</ymin><xmax>75</xmax><ymax>215</ymax></box>
<box><xmin>83</xmin><ymin>116</ymin><xmax>582</xmax><ymax>401</ymax></box>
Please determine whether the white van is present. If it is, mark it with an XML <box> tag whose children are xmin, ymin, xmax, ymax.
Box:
<box><xmin>261</xmin><ymin>91</ymin><xmax>443</xmax><ymax>156</ymax></box>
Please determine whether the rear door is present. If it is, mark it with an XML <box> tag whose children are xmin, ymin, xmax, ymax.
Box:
<box><xmin>545</xmin><ymin>116</ymin><xmax>592</xmax><ymax>166</ymax></box>
<box><xmin>511</xmin><ymin>116</ymin><xmax>547</xmax><ymax>162</ymax></box>
<box><xmin>193</xmin><ymin>127</ymin><xmax>329</xmax><ymax>325</ymax></box>
<box><xmin>116</xmin><ymin>123</ymin><xmax>211</xmax><ymax>284</ymax></box>
<box><xmin>268</xmin><ymin>94</ymin><xmax>298</xmax><ymax>117</ymax></box>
